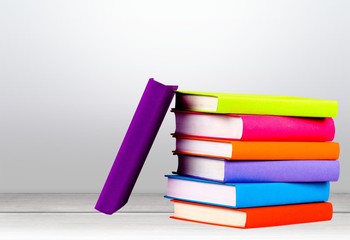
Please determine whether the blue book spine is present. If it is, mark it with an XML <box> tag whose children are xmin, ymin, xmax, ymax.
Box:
<box><xmin>235</xmin><ymin>182</ymin><xmax>330</xmax><ymax>208</ymax></box>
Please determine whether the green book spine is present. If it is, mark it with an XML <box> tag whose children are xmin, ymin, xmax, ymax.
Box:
<box><xmin>176</xmin><ymin>91</ymin><xmax>338</xmax><ymax>117</ymax></box>
<box><xmin>217</xmin><ymin>95</ymin><xmax>338</xmax><ymax>117</ymax></box>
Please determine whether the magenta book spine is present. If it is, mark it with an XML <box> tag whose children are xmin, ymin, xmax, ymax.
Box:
<box><xmin>241</xmin><ymin>115</ymin><xmax>335</xmax><ymax>141</ymax></box>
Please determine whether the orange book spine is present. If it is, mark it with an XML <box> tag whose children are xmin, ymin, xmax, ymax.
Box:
<box><xmin>244</xmin><ymin>202</ymin><xmax>333</xmax><ymax>228</ymax></box>
<box><xmin>230</xmin><ymin>141</ymin><xmax>340</xmax><ymax>160</ymax></box>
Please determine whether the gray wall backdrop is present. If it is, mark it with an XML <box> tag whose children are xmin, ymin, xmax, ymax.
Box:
<box><xmin>1</xmin><ymin>0</ymin><xmax>349</xmax><ymax>193</ymax></box>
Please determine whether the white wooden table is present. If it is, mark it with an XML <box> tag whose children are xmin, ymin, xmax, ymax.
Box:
<box><xmin>0</xmin><ymin>193</ymin><xmax>349</xmax><ymax>240</ymax></box>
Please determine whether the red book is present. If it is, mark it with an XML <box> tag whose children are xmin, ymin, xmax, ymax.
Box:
<box><xmin>171</xmin><ymin>200</ymin><xmax>333</xmax><ymax>228</ymax></box>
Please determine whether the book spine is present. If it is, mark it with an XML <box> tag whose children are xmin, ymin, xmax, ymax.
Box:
<box><xmin>241</xmin><ymin>115</ymin><xmax>335</xmax><ymax>141</ymax></box>
<box><xmin>244</xmin><ymin>202</ymin><xmax>333</xmax><ymax>228</ymax></box>
<box><xmin>230</xmin><ymin>141</ymin><xmax>340</xmax><ymax>160</ymax></box>
<box><xmin>235</xmin><ymin>182</ymin><xmax>330</xmax><ymax>208</ymax></box>
<box><xmin>224</xmin><ymin>160</ymin><xmax>339</xmax><ymax>183</ymax></box>
<box><xmin>217</xmin><ymin>96</ymin><xmax>338</xmax><ymax>117</ymax></box>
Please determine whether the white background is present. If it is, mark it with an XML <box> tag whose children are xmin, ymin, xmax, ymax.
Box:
<box><xmin>0</xmin><ymin>0</ymin><xmax>349</xmax><ymax>193</ymax></box>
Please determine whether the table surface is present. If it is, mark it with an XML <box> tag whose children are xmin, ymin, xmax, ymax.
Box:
<box><xmin>0</xmin><ymin>193</ymin><xmax>349</xmax><ymax>240</ymax></box>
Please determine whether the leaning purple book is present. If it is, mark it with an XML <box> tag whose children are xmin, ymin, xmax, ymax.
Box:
<box><xmin>95</xmin><ymin>79</ymin><xmax>177</xmax><ymax>214</ymax></box>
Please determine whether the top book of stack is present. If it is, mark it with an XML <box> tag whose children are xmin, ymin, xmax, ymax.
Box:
<box><xmin>175</xmin><ymin>91</ymin><xmax>338</xmax><ymax>117</ymax></box>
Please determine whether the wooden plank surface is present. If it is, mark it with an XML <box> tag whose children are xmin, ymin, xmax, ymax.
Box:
<box><xmin>0</xmin><ymin>193</ymin><xmax>171</xmax><ymax>213</ymax></box>
<box><xmin>0</xmin><ymin>193</ymin><xmax>349</xmax><ymax>212</ymax></box>
<box><xmin>0</xmin><ymin>212</ymin><xmax>349</xmax><ymax>240</ymax></box>
<box><xmin>0</xmin><ymin>194</ymin><xmax>349</xmax><ymax>240</ymax></box>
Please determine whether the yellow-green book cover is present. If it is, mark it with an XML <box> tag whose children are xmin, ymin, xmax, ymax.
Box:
<box><xmin>175</xmin><ymin>91</ymin><xmax>338</xmax><ymax>117</ymax></box>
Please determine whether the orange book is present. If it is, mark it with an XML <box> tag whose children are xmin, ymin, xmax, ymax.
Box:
<box><xmin>171</xmin><ymin>200</ymin><xmax>333</xmax><ymax>228</ymax></box>
<box><xmin>174</xmin><ymin>135</ymin><xmax>339</xmax><ymax>160</ymax></box>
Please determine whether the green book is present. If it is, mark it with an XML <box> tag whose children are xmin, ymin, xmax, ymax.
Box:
<box><xmin>175</xmin><ymin>91</ymin><xmax>338</xmax><ymax>117</ymax></box>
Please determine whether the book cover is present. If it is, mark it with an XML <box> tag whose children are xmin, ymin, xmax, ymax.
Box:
<box><xmin>95</xmin><ymin>79</ymin><xmax>178</xmax><ymax>214</ymax></box>
<box><xmin>165</xmin><ymin>175</ymin><xmax>330</xmax><ymax>208</ymax></box>
<box><xmin>176</xmin><ymin>155</ymin><xmax>340</xmax><ymax>182</ymax></box>
<box><xmin>175</xmin><ymin>91</ymin><xmax>338</xmax><ymax>117</ymax></box>
<box><xmin>173</xmin><ymin>110</ymin><xmax>335</xmax><ymax>141</ymax></box>
<box><xmin>171</xmin><ymin>200</ymin><xmax>333</xmax><ymax>228</ymax></box>
<box><xmin>174</xmin><ymin>135</ymin><xmax>340</xmax><ymax>160</ymax></box>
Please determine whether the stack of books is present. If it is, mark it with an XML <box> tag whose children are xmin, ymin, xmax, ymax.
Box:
<box><xmin>165</xmin><ymin>91</ymin><xmax>340</xmax><ymax>228</ymax></box>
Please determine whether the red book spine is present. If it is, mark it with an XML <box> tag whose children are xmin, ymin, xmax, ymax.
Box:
<box><xmin>244</xmin><ymin>202</ymin><xmax>333</xmax><ymax>228</ymax></box>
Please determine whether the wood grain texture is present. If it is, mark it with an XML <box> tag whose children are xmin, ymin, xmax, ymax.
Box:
<box><xmin>0</xmin><ymin>213</ymin><xmax>349</xmax><ymax>240</ymax></box>
<box><xmin>0</xmin><ymin>193</ymin><xmax>348</xmax><ymax>213</ymax></box>
<box><xmin>0</xmin><ymin>193</ymin><xmax>348</xmax><ymax>240</ymax></box>
<box><xmin>0</xmin><ymin>193</ymin><xmax>171</xmax><ymax>213</ymax></box>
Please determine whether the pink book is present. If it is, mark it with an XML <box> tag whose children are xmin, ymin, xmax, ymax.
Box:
<box><xmin>173</xmin><ymin>110</ymin><xmax>335</xmax><ymax>141</ymax></box>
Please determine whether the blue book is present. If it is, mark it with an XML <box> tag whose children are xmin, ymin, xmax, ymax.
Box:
<box><xmin>165</xmin><ymin>175</ymin><xmax>330</xmax><ymax>208</ymax></box>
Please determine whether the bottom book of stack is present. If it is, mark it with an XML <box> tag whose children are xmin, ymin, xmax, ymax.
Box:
<box><xmin>165</xmin><ymin>175</ymin><xmax>333</xmax><ymax>228</ymax></box>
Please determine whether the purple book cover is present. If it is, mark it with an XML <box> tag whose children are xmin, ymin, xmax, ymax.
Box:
<box><xmin>95</xmin><ymin>79</ymin><xmax>178</xmax><ymax>214</ymax></box>
<box><xmin>224</xmin><ymin>160</ymin><xmax>340</xmax><ymax>183</ymax></box>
